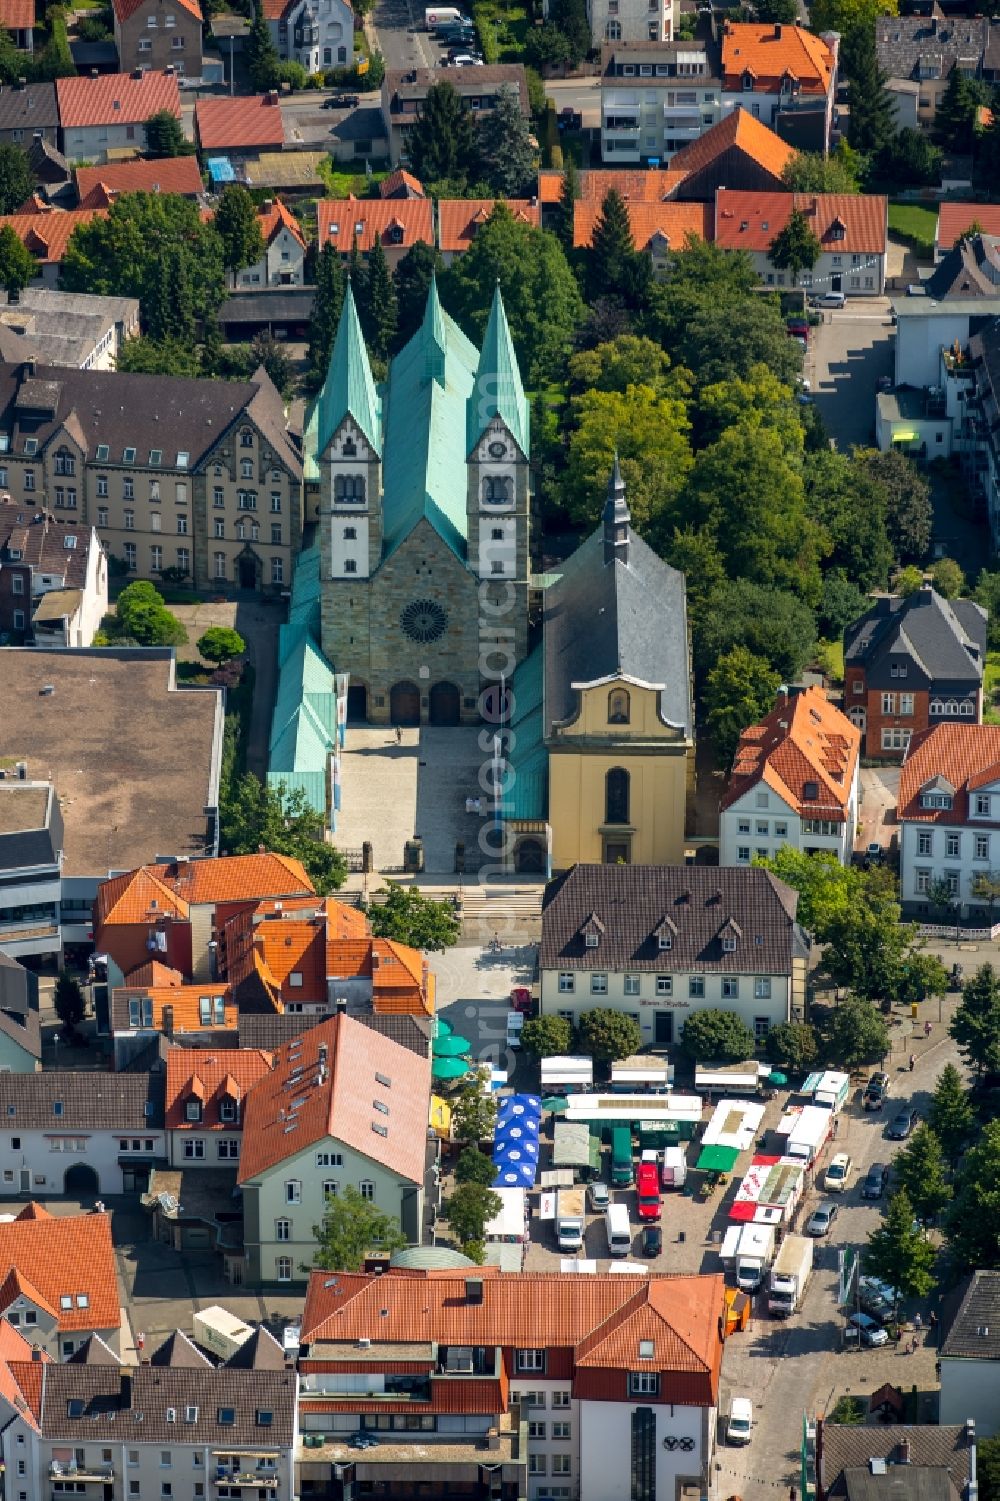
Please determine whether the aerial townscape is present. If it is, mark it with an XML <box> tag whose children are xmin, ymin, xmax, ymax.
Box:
<box><xmin>7</xmin><ymin>0</ymin><xmax>1000</xmax><ymax>1496</ymax></box>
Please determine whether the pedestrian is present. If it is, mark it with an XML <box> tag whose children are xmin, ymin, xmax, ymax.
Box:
<box><xmin>832</xmin><ymin>1117</ymin><xmax>839</xmax><ymax>1139</ymax></box>
<box><xmin>914</xmin><ymin>1312</ymin><xmax>922</xmax><ymax>1331</ymax></box>
<box><xmin>909</xmin><ymin>1053</ymin><xmax>915</xmax><ymax>1072</ymax></box>
<box><xmin>909</xmin><ymin>1335</ymin><xmax>918</xmax><ymax>1354</ymax></box>
<box><xmin>930</xmin><ymin>1310</ymin><xmax>939</xmax><ymax>1340</ymax></box>
<box><xmin>395</xmin><ymin>726</ymin><xmax>402</xmax><ymax>746</ymax></box>
<box><xmin>925</xmin><ymin>1019</ymin><xmax>932</xmax><ymax>1038</ymax></box>
<box><xmin>790</xmin><ymin>1488</ymin><xmax>798</xmax><ymax>1501</ymax></box>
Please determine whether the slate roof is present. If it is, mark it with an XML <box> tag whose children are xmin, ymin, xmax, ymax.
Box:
<box><xmin>714</xmin><ymin>188</ymin><xmax>887</xmax><ymax>254</ymax></box>
<box><xmin>925</xmin><ymin>233</ymin><xmax>1000</xmax><ymax>298</ymax></box>
<box><xmin>384</xmin><ymin>65</ymin><xmax>528</xmax><ymax>116</ymax></box>
<box><xmin>0</xmin><ymin>1208</ymin><xmax>119</xmax><ymax>1332</ymax></box>
<box><xmin>876</xmin><ymin>13</ymin><xmax>988</xmax><ymax>83</ymax></box>
<box><xmin>0</xmin><ymin>1070</ymin><xmax>164</xmax><ymax>1129</ymax></box>
<box><xmin>843</xmin><ymin>587</ymin><xmax>986</xmax><ymax>688</ymax></box>
<box><xmin>56</xmin><ymin>70</ymin><xmax>181</xmax><ymax>129</ymax></box>
<box><xmin>0</xmin><ymin>83</ymin><xmax>58</xmax><ymax>133</ymax></box>
<box><xmin>237</xmin><ymin>1012</ymin><xmax>431</xmax><ymax>1186</ymax></box>
<box><xmin>542</xmin><ymin>470</ymin><xmax>692</xmax><ymax>738</ymax></box>
<box><xmin>238</xmin><ymin>1009</ymin><xmax>432</xmax><ymax>1057</ymax></box>
<box><xmin>818</xmin><ymin>1422</ymin><xmax>973</xmax><ymax>1500</ymax></box>
<box><xmin>75</xmin><ymin>155</ymin><xmax>204</xmax><ymax>207</ymax></box>
<box><xmin>195</xmin><ymin>93</ymin><xmax>285</xmax><ymax>151</ymax></box>
<box><xmin>0</xmin><ymin>503</ymin><xmax>97</xmax><ymax>585</ymax></box>
<box><xmin>721</xmin><ymin>685</ymin><xmax>860</xmax><ymax>820</ymax></box>
<box><xmin>25</xmin><ymin>1361</ymin><xmax>296</xmax><ymax>1446</ymax></box>
<box><xmin>573</xmin><ymin>198</ymin><xmax>710</xmax><ymax>250</ymax></box>
<box><xmin>539</xmin><ymin>864</ymin><xmax>806</xmax><ymax>973</ymax></box>
<box><xmin>940</xmin><ymin>1269</ymin><xmax>1000</xmax><ymax>1358</ymax></box>
<box><xmin>0</xmin><ymin>1005</ymin><xmax>41</xmax><ymax>1060</ymax></box>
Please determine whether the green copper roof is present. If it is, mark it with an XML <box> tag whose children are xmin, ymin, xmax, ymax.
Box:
<box><xmin>502</xmin><ymin>644</ymin><xmax>548</xmax><ymax>820</ymax></box>
<box><xmin>317</xmin><ymin>282</ymin><xmax>382</xmax><ymax>458</ymax></box>
<box><xmin>267</xmin><ymin>623</ymin><xmax>338</xmax><ymax>816</ymax></box>
<box><xmin>422</xmin><ymin>272</ymin><xmax>447</xmax><ymax>386</ymax></box>
<box><xmin>466</xmin><ymin>284</ymin><xmax>530</xmax><ymax>459</ymax></box>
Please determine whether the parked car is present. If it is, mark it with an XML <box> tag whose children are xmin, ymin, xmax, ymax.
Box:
<box><xmin>861</xmin><ymin>1162</ymin><xmax>890</xmax><ymax>1200</ymax></box>
<box><xmin>588</xmin><ymin>1181</ymin><xmax>611</xmax><ymax>1213</ymax></box>
<box><xmin>641</xmin><ymin>1223</ymin><xmax>662</xmax><ymax>1258</ymax></box>
<box><xmin>824</xmin><ymin>1153</ymin><xmax>853</xmax><ymax>1193</ymax></box>
<box><xmin>786</xmin><ymin>318</ymin><xmax>809</xmax><ymax>341</ymax></box>
<box><xmin>816</xmin><ymin>290</ymin><xmax>846</xmax><ymax>308</ymax></box>
<box><xmin>949</xmin><ymin>963</ymin><xmax>964</xmax><ymax>991</ymax></box>
<box><xmin>727</xmin><ymin>1398</ymin><xmax>753</xmax><ymax>1445</ymax></box>
<box><xmin>864</xmin><ymin>1072</ymin><xmax>890</xmax><ymax>1111</ymax></box>
<box><xmin>887</xmin><ymin>1107</ymin><xmax>918</xmax><ymax>1140</ymax></box>
<box><xmin>322</xmin><ymin>92</ymin><xmax>360</xmax><ymax>107</ymax></box>
<box><xmin>510</xmin><ymin>987</ymin><xmax>534</xmax><ymax>1015</ymax></box>
<box><xmin>805</xmin><ymin>1202</ymin><xmax>838</xmax><ymax>1237</ymax></box>
<box><xmin>845</xmin><ymin>1312</ymin><xmax>889</xmax><ymax>1347</ymax></box>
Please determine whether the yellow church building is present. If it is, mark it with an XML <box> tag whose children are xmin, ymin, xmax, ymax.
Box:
<box><xmin>504</xmin><ymin>461</ymin><xmax>694</xmax><ymax>875</ymax></box>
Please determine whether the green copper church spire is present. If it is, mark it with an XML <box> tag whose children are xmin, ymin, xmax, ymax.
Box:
<box><xmin>467</xmin><ymin>282</ymin><xmax>529</xmax><ymax>458</ymax></box>
<box><xmin>318</xmin><ymin>279</ymin><xmax>381</xmax><ymax>457</ymax></box>
<box><xmin>421</xmin><ymin>272</ymin><xmax>447</xmax><ymax>386</ymax></box>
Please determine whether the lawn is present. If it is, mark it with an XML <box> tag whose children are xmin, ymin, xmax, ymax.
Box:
<box><xmin>887</xmin><ymin>202</ymin><xmax>938</xmax><ymax>259</ymax></box>
<box><xmin>317</xmin><ymin>160</ymin><xmax>388</xmax><ymax>198</ymax></box>
<box><xmin>985</xmin><ymin>649</ymin><xmax>1000</xmax><ymax>700</ymax></box>
<box><xmin>474</xmin><ymin>0</ymin><xmax>528</xmax><ymax>61</ymax></box>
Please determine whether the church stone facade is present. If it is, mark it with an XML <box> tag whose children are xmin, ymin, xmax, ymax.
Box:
<box><xmin>310</xmin><ymin>279</ymin><xmax>531</xmax><ymax>726</ymax></box>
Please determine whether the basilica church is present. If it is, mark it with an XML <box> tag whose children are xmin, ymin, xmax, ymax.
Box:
<box><xmin>306</xmin><ymin>277</ymin><xmax>531</xmax><ymax>726</ymax></box>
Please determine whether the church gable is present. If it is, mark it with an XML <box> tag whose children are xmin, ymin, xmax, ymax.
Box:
<box><xmin>325</xmin><ymin>417</ymin><xmax>373</xmax><ymax>466</ymax></box>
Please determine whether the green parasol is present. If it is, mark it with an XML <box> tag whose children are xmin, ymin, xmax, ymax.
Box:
<box><xmin>768</xmin><ymin>1071</ymin><xmax>789</xmax><ymax>1087</ymax></box>
<box><xmin>432</xmin><ymin>1017</ymin><xmax>454</xmax><ymax>1040</ymax></box>
<box><xmin>541</xmin><ymin>1096</ymin><xmax>569</xmax><ymax>1114</ymax></box>
<box><xmin>431</xmin><ymin>1056</ymin><xmax>471</xmax><ymax>1080</ymax></box>
<box><xmin>433</xmin><ymin>1033</ymin><xmax>472</xmax><ymax>1057</ymax></box>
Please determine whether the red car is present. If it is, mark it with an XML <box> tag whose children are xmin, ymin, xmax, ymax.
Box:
<box><xmin>636</xmin><ymin>1162</ymin><xmax>661</xmax><ymax>1221</ymax></box>
<box><xmin>510</xmin><ymin>987</ymin><xmax>535</xmax><ymax>1016</ymax></box>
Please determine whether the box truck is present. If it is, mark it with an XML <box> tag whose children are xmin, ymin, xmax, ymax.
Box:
<box><xmin>661</xmin><ymin>1145</ymin><xmax>687</xmax><ymax>1190</ymax></box>
<box><xmin>193</xmin><ymin>1306</ymin><xmax>254</xmax><ymax>1362</ymax></box>
<box><xmin>802</xmin><ymin>1070</ymin><xmax>850</xmax><ymax>1115</ymax></box>
<box><xmin>425</xmin><ymin>5</ymin><xmax>464</xmax><ymax>24</ymax></box>
<box><xmin>555</xmin><ymin>1188</ymin><xmax>586</xmax><ymax>1253</ymax></box>
<box><xmin>733</xmin><ymin>1224</ymin><xmax>776</xmax><ymax>1292</ymax></box>
<box><xmin>785</xmin><ymin>1105</ymin><xmax>833</xmax><ymax>1166</ymax></box>
<box><xmin>767</xmin><ymin>1235</ymin><xmax>813</xmax><ymax>1317</ymax></box>
<box><xmin>605</xmin><ymin>1202</ymin><xmax>632</xmax><ymax>1257</ymax></box>
<box><xmin>610</xmin><ymin>1125</ymin><xmax>634</xmax><ymax>1186</ymax></box>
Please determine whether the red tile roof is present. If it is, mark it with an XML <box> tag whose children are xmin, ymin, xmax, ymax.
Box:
<box><xmin>0</xmin><ymin>1209</ymin><xmax>119</xmax><ymax>1333</ymax></box>
<box><xmin>0</xmin><ymin>209</ymin><xmax>104</xmax><ymax>266</ymax></box>
<box><xmin>573</xmin><ymin>198</ymin><xmax>710</xmax><ymax>250</ymax></box>
<box><xmin>715</xmin><ymin>187</ymin><xmax>887</xmax><ymax>254</ymax></box>
<box><xmin>94</xmin><ymin>866</ymin><xmax>189</xmax><ymax>927</ymax></box>
<box><xmin>316</xmin><ymin>195</ymin><xmax>434</xmax><ymax>254</ymax></box>
<box><xmin>113</xmin><ymin>0</ymin><xmax>201</xmax><ymax>21</ymax></box>
<box><xmin>195</xmin><ymin>94</ymin><xmax>285</xmax><ymax>151</ymax></box>
<box><xmin>380</xmin><ymin>168</ymin><xmax>425</xmax><ymax>199</ymax></box>
<box><xmin>237</xmin><ymin>1013</ymin><xmax>431</xmax><ymax>1186</ymax></box>
<box><xmin>76</xmin><ymin>155</ymin><xmax>203</xmax><ymax>208</ymax></box>
<box><xmin>164</xmin><ymin>1046</ymin><xmax>274</xmax><ymax>1130</ymax></box>
<box><xmin>0</xmin><ymin>1319</ymin><xmax>49</xmax><ymax>1431</ymax></box>
<box><xmin>899</xmin><ymin>723</ymin><xmax>1000</xmax><ymax>824</ymax></box>
<box><xmin>301</xmin><ymin>1269</ymin><xmax>725</xmax><ymax>1405</ymax></box>
<box><xmin>721</xmin><ymin>21</ymin><xmax>835</xmax><ymax>95</ymax></box>
<box><xmin>111</xmin><ymin>982</ymin><xmax>235</xmax><ymax>1033</ymax></box>
<box><xmin>56</xmin><ymin>70</ymin><xmax>182</xmax><ymax>129</ymax></box>
<box><xmin>539</xmin><ymin>168</ymin><xmax>687</xmax><ymax>204</ymax></box>
<box><xmin>438</xmin><ymin>198</ymin><xmax>540</xmax><ymax>252</ymax></box>
<box><xmin>937</xmin><ymin>201</ymin><xmax>1000</xmax><ymax>252</ymax></box>
<box><xmin>123</xmin><ymin>959</ymin><xmax>185</xmax><ymax>988</ymax></box>
<box><xmin>721</xmin><ymin>686</ymin><xmax>861</xmax><ymax>819</ymax></box>
<box><xmin>258</xmin><ymin>196</ymin><xmax>306</xmax><ymax>249</ymax></box>
<box><xmin>0</xmin><ymin>0</ymin><xmax>33</xmax><ymax>31</ymax></box>
<box><xmin>668</xmin><ymin>109</ymin><xmax>797</xmax><ymax>184</ymax></box>
<box><xmin>151</xmin><ymin>852</ymin><xmax>313</xmax><ymax>906</ymax></box>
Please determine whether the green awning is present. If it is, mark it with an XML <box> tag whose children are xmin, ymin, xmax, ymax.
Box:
<box><xmin>696</xmin><ymin>1145</ymin><xmax>740</xmax><ymax>1173</ymax></box>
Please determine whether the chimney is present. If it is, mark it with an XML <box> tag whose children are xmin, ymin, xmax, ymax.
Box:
<box><xmin>30</xmin><ymin>1345</ymin><xmax>41</xmax><ymax>1362</ymax></box>
<box><xmin>162</xmin><ymin>1004</ymin><xmax>174</xmax><ymax>1039</ymax></box>
<box><xmin>131</xmin><ymin>67</ymin><xmax>143</xmax><ymax>79</ymax></box>
<box><xmin>899</xmin><ymin>1438</ymin><xmax>911</xmax><ymax>1465</ymax></box>
<box><xmin>90</xmin><ymin>68</ymin><xmax>98</xmax><ymax>79</ymax></box>
<box><xmin>263</xmin><ymin>198</ymin><xmax>273</xmax><ymax>213</ymax></box>
<box><xmin>774</xmin><ymin>21</ymin><xmax>782</xmax><ymax>36</ymax></box>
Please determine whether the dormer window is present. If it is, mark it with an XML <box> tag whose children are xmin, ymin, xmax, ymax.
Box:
<box><xmin>585</xmin><ymin>931</ymin><xmax>599</xmax><ymax>948</ymax></box>
<box><xmin>722</xmin><ymin>935</ymin><xmax>737</xmax><ymax>953</ymax></box>
<box><xmin>921</xmin><ymin>792</ymin><xmax>953</xmax><ymax>810</ymax></box>
<box><xmin>658</xmin><ymin>934</ymin><xmax>672</xmax><ymax>951</ymax></box>
<box><xmin>186</xmin><ymin>1100</ymin><xmax>202</xmax><ymax>1122</ymax></box>
<box><xmin>219</xmin><ymin>1098</ymin><xmax>238</xmax><ymax>1122</ymax></box>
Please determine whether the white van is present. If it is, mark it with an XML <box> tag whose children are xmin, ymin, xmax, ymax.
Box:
<box><xmin>506</xmin><ymin>1010</ymin><xmax>524</xmax><ymax>1051</ymax></box>
<box><xmin>661</xmin><ymin>1145</ymin><xmax>687</xmax><ymax>1190</ymax></box>
<box><xmin>605</xmin><ymin>1202</ymin><xmax>631</xmax><ymax>1258</ymax></box>
<box><xmin>425</xmin><ymin>5</ymin><xmax>464</xmax><ymax>24</ymax></box>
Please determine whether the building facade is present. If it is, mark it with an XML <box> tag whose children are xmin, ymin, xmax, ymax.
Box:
<box><xmin>843</xmin><ymin>585</ymin><xmax>986</xmax><ymax>759</ymax></box>
<box><xmin>111</xmin><ymin>0</ymin><xmax>204</xmax><ymax>76</ymax></box>
<box><xmin>898</xmin><ymin>723</ymin><xmax>1000</xmax><ymax>918</ymax></box>
<box><xmin>599</xmin><ymin>40</ymin><xmax>722</xmax><ymax>163</ymax></box>
<box><xmin>0</xmin><ymin>780</ymin><xmax>63</xmax><ymax>962</ymax></box>
<box><xmin>719</xmin><ymin>686</ymin><xmax>861</xmax><ymax>867</ymax></box>
<box><xmin>720</xmin><ymin>22</ymin><xmax>838</xmax><ymax>154</ymax></box>
<box><xmin>538</xmin><ymin>864</ymin><xmax>809</xmax><ymax>1049</ymax></box>
<box><xmin>876</xmin><ymin>14</ymin><xmax>988</xmax><ymax>133</ymax></box>
<box><xmin>588</xmin><ymin>0</ymin><xmax>680</xmax><ymax>49</ymax></box>
<box><xmin>266</xmin><ymin>0</ymin><xmax>354</xmax><ymax>72</ymax></box>
<box><xmin>309</xmin><ymin>278</ymin><xmax>530</xmax><ymax>726</ymax></box>
<box><xmin>380</xmin><ymin>66</ymin><xmax>528</xmax><ymax>164</ymax></box>
<box><xmin>0</xmin><ymin>1204</ymin><xmax>121</xmax><ymax>1360</ymax></box>
<box><xmin>714</xmin><ymin>187</ymin><xmax>888</xmax><ymax>295</ymax></box>
<box><xmin>0</xmin><ymin>1073</ymin><xmax>165</xmax><ymax>1196</ymax></box>
<box><xmin>235</xmin><ymin>199</ymin><xmax>307</xmax><ymax>288</ymax></box>
<box><xmin>0</xmin><ymin>504</ymin><xmax>107</xmax><ymax>646</ymax></box>
<box><xmin>55</xmin><ymin>70</ymin><xmax>183</xmax><ymax>162</ymax></box>
<box><xmin>940</xmin><ymin>1272</ymin><xmax>1000</xmax><ymax>1436</ymax></box>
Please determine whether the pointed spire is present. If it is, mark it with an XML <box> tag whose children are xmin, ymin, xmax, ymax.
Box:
<box><xmin>466</xmin><ymin>283</ymin><xmax>530</xmax><ymax>458</ymax></box>
<box><xmin>421</xmin><ymin>272</ymin><xmax>447</xmax><ymax>386</ymax></box>
<box><xmin>317</xmin><ymin>280</ymin><xmax>381</xmax><ymax>458</ymax></box>
<box><xmin>603</xmin><ymin>452</ymin><xmax>631</xmax><ymax>566</ymax></box>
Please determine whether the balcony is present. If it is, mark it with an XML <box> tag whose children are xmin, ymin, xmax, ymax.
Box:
<box><xmin>49</xmin><ymin>1461</ymin><xmax>115</xmax><ymax>1482</ymax></box>
<box><xmin>213</xmin><ymin>1471</ymin><xmax>279</xmax><ymax>1489</ymax></box>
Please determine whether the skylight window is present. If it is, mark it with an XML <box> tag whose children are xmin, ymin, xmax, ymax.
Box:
<box><xmin>257</xmin><ymin>1410</ymin><xmax>274</xmax><ymax>1426</ymax></box>
<box><xmin>218</xmin><ymin>1408</ymin><xmax>236</xmax><ymax>1426</ymax></box>
<box><xmin>23</xmin><ymin>438</ymin><xmax>36</xmax><ymax>455</ymax></box>
<box><xmin>67</xmin><ymin>1399</ymin><xmax>84</xmax><ymax>1418</ymax></box>
<box><xmin>96</xmin><ymin>444</ymin><xmax>109</xmax><ymax>461</ymax></box>
<box><xmin>64</xmin><ymin>535</ymin><xmax>77</xmax><ymax>549</ymax></box>
<box><xmin>375</xmin><ymin>1072</ymin><xmax>391</xmax><ymax>1088</ymax></box>
<box><xmin>373</xmin><ymin>1100</ymin><xmax>389</xmax><ymax>1115</ymax></box>
<box><xmin>176</xmin><ymin>451</ymin><xmax>189</xmax><ymax>468</ymax></box>
<box><xmin>60</xmin><ymin>1295</ymin><xmax>73</xmax><ymax>1310</ymax></box>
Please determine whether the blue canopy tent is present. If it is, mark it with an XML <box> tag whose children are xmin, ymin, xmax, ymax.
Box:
<box><xmin>492</xmin><ymin>1160</ymin><xmax>537</xmax><ymax>1189</ymax></box>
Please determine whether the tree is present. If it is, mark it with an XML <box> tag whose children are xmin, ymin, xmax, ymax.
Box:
<box><xmin>246</xmin><ymin>0</ymin><xmax>281</xmax><ymax>91</ymax></box>
<box><xmin>821</xmin><ymin>891</ymin><xmax>914</xmax><ymax>1005</ymax></box>
<box><xmin>586</xmin><ymin>189</ymin><xmax>649</xmax><ymax>309</ymax></box>
<box><xmin>116</xmin><ymin>580</ymin><xmax>188</xmax><ymax>646</ymax></box>
<box><xmin>521</xmin><ymin>1015</ymin><xmax>573</xmax><ymax>1058</ymax></box>
<box><xmin>144</xmin><ymin>110</ymin><xmax>195</xmax><ymax>157</ymax></box>
<box><xmin>824</xmin><ymin>997</ymin><xmax>890</xmax><ymax>1068</ymax></box>
<box><xmin>61</xmin><ymin>194</ymin><xmax>225</xmax><ymax>341</ymax></box>
<box><xmin>931</xmin><ymin>556</ymin><xmax>964</xmax><ymax>598</ymax></box>
<box><xmin>975</xmin><ymin>569</ymin><xmax>1000</xmax><ymax>649</ymax></box>
<box><xmin>704</xmin><ymin>647</ymin><xmax>781</xmax><ymax>765</ymax></box>
<box><xmin>54</xmin><ymin>970</ymin><xmax>85</xmax><ymax>1030</ymax></box>
<box><xmin>307</xmin><ymin>1183</ymin><xmax>407</xmax><ymax>1271</ymax></box>
<box><xmin>250</xmin><ymin>331</ymin><xmax>293</xmax><ymax>398</ymax></box>
<box><xmin>392</xmin><ymin>240</ymin><xmax>441</xmax><ymax>352</ymax></box>
<box><xmin>804</xmin><ymin>449</ymin><xmax>894</xmax><ymax>594</ymax></box>
<box><xmin>695</xmin><ymin>581</ymin><xmax>817</xmax><ymax>681</ymax></box>
<box><xmin>810</xmin><ymin>0</ymin><xmax>897</xmax><ymax>41</ymax></box>
<box><xmin>896</xmin><ymin>564</ymin><xmax>924</xmax><ymax>596</ymax></box>
<box><xmin>215</xmin><ymin>185</ymin><xmax>264</xmax><ymax>280</ymax></box>
<box><xmin>34</xmin><ymin>8</ymin><xmax>76</xmax><ymax>81</ymax></box>
<box><xmin>450</xmin><ymin>1079</ymin><xmax>497</xmax><ymax>1144</ymax></box>
<box><xmin>679</xmin><ymin>1008</ymin><xmax>756</xmax><ymax>1063</ymax></box>
<box><xmin>765</xmin><ymin>1020</ymin><xmax>819</xmax><ymax>1075</ymax></box>
<box><xmin>365</xmin><ymin>881</ymin><xmax>459</xmax><ymax>951</ymax></box>
<box><xmin>0</xmin><ymin>25</ymin><xmax>26</xmax><ymax>87</ymax></box>
<box><xmin>783</xmin><ymin>146</ymin><xmax>861</xmax><ymax>194</ymax></box>
<box><xmin>221</xmin><ymin>773</ymin><xmax>348</xmax><ymax>893</ymax></box>
<box><xmin>476</xmin><ymin>85</ymin><xmax>536</xmax><ymax>197</ymax></box>
<box><xmin>845</xmin><ymin>30</ymin><xmax>895</xmax><ymax>157</ymax></box>
<box><xmin>407</xmin><ymin>82</ymin><xmax>477</xmax><ymax>187</ymax></box>
<box><xmin>897</xmin><ymin>951</ymin><xmax>950</xmax><ymax>1008</ymax></box>
<box><xmin>197</xmin><ymin>626</ymin><xmax>246</xmax><ymax>663</ymax></box>
<box><xmin>978</xmin><ymin>1436</ymin><xmax>1000</xmax><ymax>1501</ymax></box>
<box><xmin>455</xmin><ymin>1147</ymin><xmax>498</xmax><ymax>1187</ymax></box>
<box><xmin>951</xmin><ymin>964</ymin><xmax>1000</xmax><ymax>1081</ymax></box>
<box><xmin>928</xmin><ymin>1062</ymin><xmax>975</xmax><ymax>1165</ymax></box>
<box><xmin>567</xmin><ymin>335</ymin><xmax>675</xmax><ymax>399</ymax></box>
<box><xmin>577</xmin><ymin>1008</ymin><xmax>642</xmax><ymax>1062</ymax></box>
<box><xmin>307</xmin><ymin>241</ymin><xmax>346</xmax><ymax>388</ymax></box>
<box><xmin>936</xmin><ymin>66</ymin><xmax>982</xmax><ymax>154</ymax></box>
<box><xmin>653</xmin><ymin>238</ymin><xmax>758</xmax><ymax>352</ymax></box>
<box><xmin>757</xmin><ymin>849</ymin><xmax>858</xmax><ymax>936</ymax></box>
<box><xmin>853</xmin><ymin>448</ymin><xmax>932</xmax><ymax>564</ymax></box>
<box><xmin>754</xmin><ymin>0</ymin><xmax>797</xmax><ymax>22</ymax></box>
<box><xmin>446</xmin><ymin>1182</ymin><xmax>502</xmax><ymax>1256</ymax></box>
<box><xmin>672</xmin><ymin>297</ymin><xmax>803</xmax><ymax>388</ymax></box>
<box><xmin>360</xmin><ymin>238</ymin><xmax>397</xmax><ymax>362</ymax></box>
<box><xmin>864</xmin><ymin>1188</ymin><xmax>936</xmax><ymax>1299</ymax></box>
<box><xmin>547</xmin><ymin>0</ymin><xmax>590</xmax><ymax>63</ymax></box>
<box><xmin>819</xmin><ymin>572</ymin><xmax>869</xmax><ymax>639</ymax></box>
<box><xmin>0</xmin><ymin>145</ymin><xmax>32</xmax><ymax>216</ymax></box>
<box><xmin>893</xmin><ymin>1123</ymin><xmax>952</xmax><ymax>1221</ymax></box>
<box><xmin>560</xmin><ymin>382</ymin><xmax>692</xmax><ymax>537</ymax></box>
<box><xmin>946</xmin><ymin>1119</ymin><xmax>1000</xmax><ymax>1271</ymax></box>
<box><xmin>878</xmin><ymin>127</ymin><xmax>943</xmax><ymax>189</ymax></box>
<box><xmin>116</xmin><ymin>335</ymin><xmax>202</xmax><ymax>377</ymax></box>
<box><xmin>0</xmin><ymin>224</ymin><xmax>36</xmax><ymax>298</ymax></box>
<box><xmin>769</xmin><ymin>208</ymin><xmax>822</xmax><ymax>287</ymax></box>
<box><xmin>554</xmin><ymin>156</ymin><xmax>579</xmax><ymax>257</ymax></box>
<box><xmin>441</xmin><ymin>203</ymin><xmax>584</xmax><ymax>385</ymax></box>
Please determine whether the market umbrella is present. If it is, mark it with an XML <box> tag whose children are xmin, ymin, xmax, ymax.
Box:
<box><xmin>497</xmin><ymin>1099</ymin><xmax>541</xmax><ymax>1124</ymax></box>
<box><xmin>432</xmin><ymin>1017</ymin><xmax>453</xmax><ymax>1040</ymax></box>
<box><xmin>493</xmin><ymin>1160</ymin><xmax>536</xmax><ymax>1188</ymax></box>
<box><xmin>768</xmin><ymin>1071</ymin><xmax>789</xmax><ymax>1087</ymax></box>
<box><xmin>431</xmin><ymin>1056</ymin><xmax>471</xmax><ymax>1081</ymax></box>
<box><xmin>541</xmin><ymin>1096</ymin><xmax>569</xmax><ymax>1114</ymax></box>
<box><xmin>493</xmin><ymin>1134</ymin><xmax>538</xmax><ymax>1158</ymax></box>
<box><xmin>433</xmin><ymin>1033</ymin><xmax>472</xmax><ymax>1058</ymax></box>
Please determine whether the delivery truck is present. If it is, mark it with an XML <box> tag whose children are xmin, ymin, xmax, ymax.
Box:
<box><xmin>610</xmin><ymin>1125</ymin><xmax>634</xmax><ymax>1186</ymax></box>
<box><xmin>555</xmin><ymin>1188</ymin><xmax>586</xmax><ymax>1253</ymax></box>
<box><xmin>733</xmin><ymin>1224</ymin><xmax>776</xmax><ymax>1292</ymax></box>
<box><xmin>785</xmin><ymin>1105</ymin><xmax>833</xmax><ymax>1166</ymax></box>
<box><xmin>661</xmin><ymin>1145</ymin><xmax>687</xmax><ymax>1189</ymax></box>
<box><xmin>767</xmin><ymin>1235</ymin><xmax>813</xmax><ymax>1317</ymax></box>
<box><xmin>802</xmin><ymin>1070</ymin><xmax>850</xmax><ymax>1115</ymax></box>
<box><xmin>425</xmin><ymin>5</ymin><xmax>464</xmax><ymax>24</ymax></box>
<box><xmin>193</xmin><ymin>1306</ymin><xmax>254</xmax><ymax>1362</ymax></box>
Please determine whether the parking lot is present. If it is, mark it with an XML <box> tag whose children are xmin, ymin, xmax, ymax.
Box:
<box><xmin>807</xmin><ymin>300</ymin><xmax>895</xmax><ymax>451</ymax></box>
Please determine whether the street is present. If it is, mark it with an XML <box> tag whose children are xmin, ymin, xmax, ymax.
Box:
<box><xmin>372</xmin><ymin>0</ymin><xmax>440</xmax><ymax>73</ymax></box>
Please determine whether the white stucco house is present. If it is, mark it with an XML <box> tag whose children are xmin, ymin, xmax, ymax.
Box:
<box><xmin>897</xmin><ymin>722</ymin><xmax>1000</xmax><ymax>918</ymax></box>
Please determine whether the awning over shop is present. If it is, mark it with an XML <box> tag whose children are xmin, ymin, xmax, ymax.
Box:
<box><xmin>695</xmin><ymin>1144</ymin><xmax>740</xmax><ymax>1173</ymax></box>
